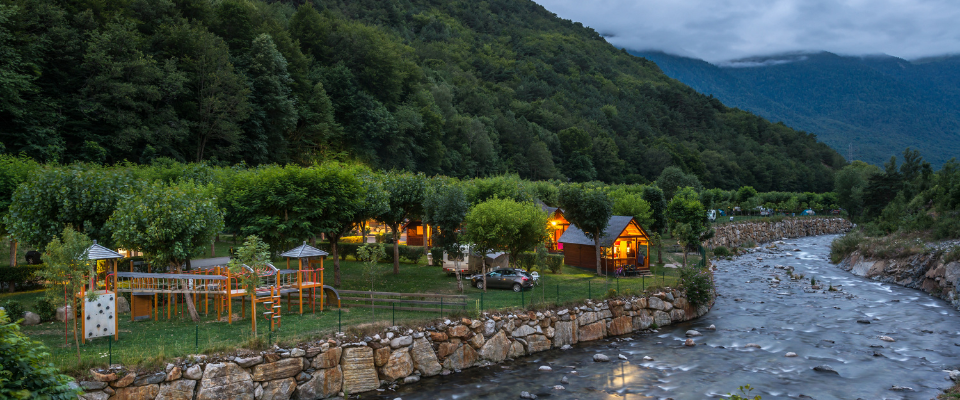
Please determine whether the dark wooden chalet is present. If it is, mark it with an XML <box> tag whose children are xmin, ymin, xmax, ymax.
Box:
<box><xmin>558</xmin><ymin>216</ymin><xmax>650</xmax><ymax>275</ymax></box>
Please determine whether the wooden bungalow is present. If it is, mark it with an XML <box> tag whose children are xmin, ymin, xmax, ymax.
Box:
<box><xmin>542</xmin><ymin>205</ymin><xmax>570</xmax><ymax>253</ymax></box>
<box><xmin>404</xmin><ymin>220</ymin><xmax>431</xmax><ymax>247</ymax></box>
<box><xmin>558</xmin><ymin>216</ymin><xmax>651</xmax><ymax>275</ymax></box>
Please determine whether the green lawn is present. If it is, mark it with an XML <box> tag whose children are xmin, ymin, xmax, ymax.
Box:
<box><xmin>5</xmin><ymin>251</ymin><xmax>685</xmax><ymax>375</ymax></box>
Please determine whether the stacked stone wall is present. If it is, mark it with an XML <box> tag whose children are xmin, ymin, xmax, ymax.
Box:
<box><xmin>706</xmin><ymin>217</ymin><xmax>852</xmax><ymax>248</ymax></box>
<box><xmin>78</xmin><ymin>290</ymin><xmax>710</xmax><ymax>400</ymax></box>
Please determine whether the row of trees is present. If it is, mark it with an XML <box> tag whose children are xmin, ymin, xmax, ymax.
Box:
<box><xmin>1</xmin><ymin>158</ymin><xmax>737</xmax><ymax>282</ymax></box>
<box><xmin>834</xmin><ymin>149</ymin><xmax>960</xmax><ymax>239</ymax></box>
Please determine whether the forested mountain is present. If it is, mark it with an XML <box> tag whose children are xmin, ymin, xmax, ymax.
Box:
<box><xmin>634</xmin><ymin>50</ymin><xmax>960</xmax><ymax>167</ymax></box>
<box><xmin>0</xmin><ymin>0</ymin><xmax>844</xmax><ymax>192</ymax></box>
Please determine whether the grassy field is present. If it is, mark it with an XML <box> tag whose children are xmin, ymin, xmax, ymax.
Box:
<box><xmin>2</xmin><ymin>248</ymin><xmax>693</xmax><ymax>375</ymax></box>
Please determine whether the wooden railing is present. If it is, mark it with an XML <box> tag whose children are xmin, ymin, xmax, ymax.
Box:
<box><xmin>337</xmin><ymin>290</ymin><xmax>466</xmax><ymax>313</ymax></box>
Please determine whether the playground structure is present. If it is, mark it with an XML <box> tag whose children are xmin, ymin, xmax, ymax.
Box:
<box><xmin>79</xmin><ymin>241</ymin><xmax>123</xmax><ymax>343</ymax></box>
<box><xmin>100</xmin><ymin>242</ymin><xmax>341</xmax><ymax>337</ymax></box>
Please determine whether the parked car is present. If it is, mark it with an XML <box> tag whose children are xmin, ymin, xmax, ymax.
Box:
<box><xmin>470</xmin><ymin>268</ymin><xmax>535</xmax><ymax>292</ymax></box>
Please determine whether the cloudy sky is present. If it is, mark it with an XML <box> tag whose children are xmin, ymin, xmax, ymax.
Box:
<box><xmin>533</xmin><ymin>0</ymin><xmax>960</xmax><ymax>63</ymax></box>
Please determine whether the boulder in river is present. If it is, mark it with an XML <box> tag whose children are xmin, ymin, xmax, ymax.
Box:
<box><xmin>520</xmin><ymin>391</ymin><xmax>537</xmax><ymax>399</ymax></box>
<box><xmin>685</xmin><ymin>330</ymin><xmax>702</xmax><ymax>337</ymax></box>
<box><xmin>592</xmin><ymin>354</ymin><xmax>609</xmax><ymax>362</ymax></box>
<box><xmin>879</xmin><ymin>336</ymin><xmax>896</xmax><ymax>342</ymax></box>
<box><xmin>813</xmin><ymin>365</ymin><xmax>839</xmax><ymax>375</ymax></box>
<box><xmin>684</xmin><ymin>339</ymin><xmax>695</xmax><ymax>346</ymax></box>
<box><xmin>785</xmin><ymin>352</ymin><xmax>797</xmax><ymax>357</ymax></box>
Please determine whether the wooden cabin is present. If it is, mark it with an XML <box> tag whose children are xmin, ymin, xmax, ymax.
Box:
<box><xmin>404</xmin><ymin>220</ymin><xmax>431</xmax><ymax>247</ymax></box>
<box><xmin>542</xmin><ymin>205</ymin><xmax>570</xmax><ymax>253</ymax></box>
<box><xmin>558</xmin><ymin>216</ymin><xmax>651</xmax><ymax>275</ymax></box>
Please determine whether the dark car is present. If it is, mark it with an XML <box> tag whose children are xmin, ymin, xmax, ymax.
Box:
<box><xmin>470</xmin><ymin>268</ymin><xmax>535</xmax><ymax>292</ymax></box>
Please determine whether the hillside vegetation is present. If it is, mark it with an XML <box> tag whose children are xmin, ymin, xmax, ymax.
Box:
<box><xmin>635</xmin><ymin>51</ymin><xmax>960</xmax><ymax>167</ymax></box>
<box><xmin>0</xmin><ymin>0</ymin><xmax>843</xmax><ymax>191</ymax></box>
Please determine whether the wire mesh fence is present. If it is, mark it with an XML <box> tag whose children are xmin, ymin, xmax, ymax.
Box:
<box><xmin>36</xmin><ymin>261</ymin><xmax>693</xmax><ymax>373</ymax></box>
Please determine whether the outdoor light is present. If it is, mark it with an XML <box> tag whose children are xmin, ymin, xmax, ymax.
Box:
<box><xmin>551</xmin><ymin>221</ymin><xmax>557</xmax><ymax>226</ymax></box>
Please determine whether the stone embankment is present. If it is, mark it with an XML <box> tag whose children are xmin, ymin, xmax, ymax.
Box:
<box><xmin>706</xmin><ymin>217</ymin><xmax>852</xmax><ymax>249</ymax></box>
<box><xmin>840</xmin><ymin>250</ymin><xmax>960</xmax><ymax>310</ymax></box>
<box><xmin>78</xmin><ymin>290</ymin><xmax>710</xmax><ymax>400</ymax></box>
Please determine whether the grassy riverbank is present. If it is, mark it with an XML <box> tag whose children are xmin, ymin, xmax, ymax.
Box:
<box><xmin>2</xmin><ymin>254</ymin><xmax>690</xmax><ymax>375</ymax></box>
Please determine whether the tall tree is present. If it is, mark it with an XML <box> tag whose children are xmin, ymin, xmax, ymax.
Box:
<box><xmin>309</xmin><ymin>164</ymin><xmax>368</xmax><ymax>287</ymax></box>
<box><xmin>225</xmin><ymin>165</ymin><xmax>328</xmax><ymax>253</ymax></box>
<box><xmin>227</xmin><ymin>235</ymin><xmax>269</xmax><ymax>336</ymax></box>
<box><xmin>37</xmin><ymin>226</ymin><xmax>93</xmax><ymax>366</ymax></box>
<box><xmin>558</xmin><ymin>184</ymin><xmax>613</xmax><ymax>276</ymax></box>
<box><xmin>5</xmin><ymin>165</ymin><xmax>131</xmax><ymax>249</ymax></box>
<box><xmin>0</xmin><ymin>155</ymin><xmax>38</xmax><ymax>266</ymax></box>
<box><xmin>642</xmin><ymin>186</ymin><xmax>668</xmax><ymax>234</ymax></box>
<box><xmin>666</xmin><ymin>187</ymin><xmax>712</xmax><ymax>265</ymax></box>
<box><xmin>834</xmin><ymin>161</ymin><xmax>880</xmax><ymax>219</ymax></box>
<box><xmin>376</xmin><ymin>172</ymin><xmax>426</xmax><ymax>274</ymax></box>
<box><xmin>462</xmin><ymin>198</ymin><xmax>545</xmax><ymax>291</ymax></box>
<box><xmin>240</xmin><ymin>34</ymin><xmax>297</xmax><ymax>164</ymax></box>
<box><xmin>160</xmin><ymin>24</ymin><xmax>250</xmax><ymax>162</ymax></box>
<box><xmin>609</xmin><ymin>188</ymin><xmax>654</xmax><ymax>228</ymax></box>
<box><xmin>657</xmin><ymin>166</ymin><xmax>702</xmax><ymax>201</ymax></box>
<box><xmin>423</xmin><ymin>180</ymin><xmax>469</xmax><ymax>291</ymax></box>
<box><xmin>107</xmin><ymin>181</ymin><xmax>224</xmax><ymax>321</ymax></box>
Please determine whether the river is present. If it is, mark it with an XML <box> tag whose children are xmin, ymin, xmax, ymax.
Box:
<box><xmin>369</xmin><ymin>235</ymin><xmax>960</xmax><ymax>399</ymax></box>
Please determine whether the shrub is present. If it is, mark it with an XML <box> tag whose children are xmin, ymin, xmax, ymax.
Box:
<box><xmin>34</xmin><ymin>299</ymin><xmax>57</xmax><ymax>322</ymax></box>
<box><xmin>829</xmin><ymin>230</ymin><xmax>864</xmax><ymax>263</ymax></box>
<box><xmin>678</xmin><ymin>266</ymin><xmax>713</xmax><ymax>308</ymax></box>
<box><xmin>605</xmin><ymin>288</ymin><xmax>618</xmax><ymax>299</ymax></box>
<box><xmin>514</xmin><ymin>252</ymin><xmax>538</xmax><ymax>271</ymax></box>
<box><xmin>0</xmin><ymin>301</ymin><xmax>24</xmax><ymax>320</ymax></box>
<box><xmin>341</xmin><ymin>236</ymin><xmax>364</xmax><ymax>244</ymax></box>
<box><xmin>316</xmin><ymin>242</ymin><xmax>360</xmax><ymax>261</ymax></box>
<box><xmin>743</xmin><ymin>240</ymin><xmax>757</xmax><ymax>248</ymax></box>
<box><xmin>0</xmin><ymin>265</ymin><xmax>44</xmax><ymax>292</ymax></box>
<box><xmin>0</xmin><ymin>308</ymin><xmax>79</xmax><ymax>399</ymax></box>
<box><xmin>713</xmin><ymin>246</ymin><xmax>731</xmax><ymax>258</ymax></box>
<box><xmin>399</xmin><ymin>246</ymin><xmax>424</xmax><ymax>264</ymax></box>
<box><xmin>545</xmin><ymin>254</ymin><xmax>564</xmax><ymax>274</ymax></box>
<box><xmin>728</xmin><ymin>385</ymin><xmax>761</xmax><ymax>400</ymax></box>
<box><xmin>430</xmin><ymin>248</ymin><xmax>444</xmax><ymax>265</ymax></box>
<box><xmin>944</xmin><ymin>246</ymin><xmax>960</xmax><ymax>264</ymax></box>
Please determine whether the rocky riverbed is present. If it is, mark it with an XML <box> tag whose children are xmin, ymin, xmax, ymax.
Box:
<box><xmin>381</xmin><ymin>234</ymin><xmax>960</xmax><ymax>399</ymax></box>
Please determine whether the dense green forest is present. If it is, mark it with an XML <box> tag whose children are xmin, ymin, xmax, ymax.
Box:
<box><xmin>0</xmin><ymin>0</ymin><xmax>844</xmax><ymax>191</ymax></box>
<box><xmin>635</xmin><ymin>51</ymin><xmax>960</xmax><ymax>167</ymax></box>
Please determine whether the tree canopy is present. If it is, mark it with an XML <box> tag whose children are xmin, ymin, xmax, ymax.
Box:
<box><xmin>0</xmin><ymin>0</ymin><xmax>844</xmax><ymax>192</ymax></box>
<box><xmin>558</xmin><ymin>184</ymin><xmax>613</xmax><ymax>275</ymax></box>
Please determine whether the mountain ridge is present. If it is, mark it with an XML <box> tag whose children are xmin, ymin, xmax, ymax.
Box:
<box><xmin>631</xmin><ymin>50</ymin><xmax>960</xmax><ymax>166</ymax></box>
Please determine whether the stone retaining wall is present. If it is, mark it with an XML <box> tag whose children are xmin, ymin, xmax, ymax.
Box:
<box><xmin>78</xmin><ymin>290</ymin><xmax>710</xmax><ymax>400</ymax></box>
<box><xmin>840</xmin><ymin>251</ymin><xmax>960</xmax><ymax>310</ymax></box>
<box><xmin>706</xmin><ymin>217</ymin><xmax>852</xmax><ymax>249</ymax></box>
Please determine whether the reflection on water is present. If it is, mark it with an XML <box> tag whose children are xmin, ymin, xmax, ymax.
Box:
<box><xmin>370</xmin><ymin>235</ymin><xmax>960</xmax><ymax>399</ymax></box>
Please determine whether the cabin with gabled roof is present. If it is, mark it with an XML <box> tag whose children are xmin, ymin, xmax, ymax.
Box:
<box><xmin>541</xmin><ymin>204</ymin><xmax>570</xmax><ymax>253</ymax></box>
<box><xmin>558</xmin><ymin>216</ymin><xmax>651</xmax><ymax>275</ymax></box>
